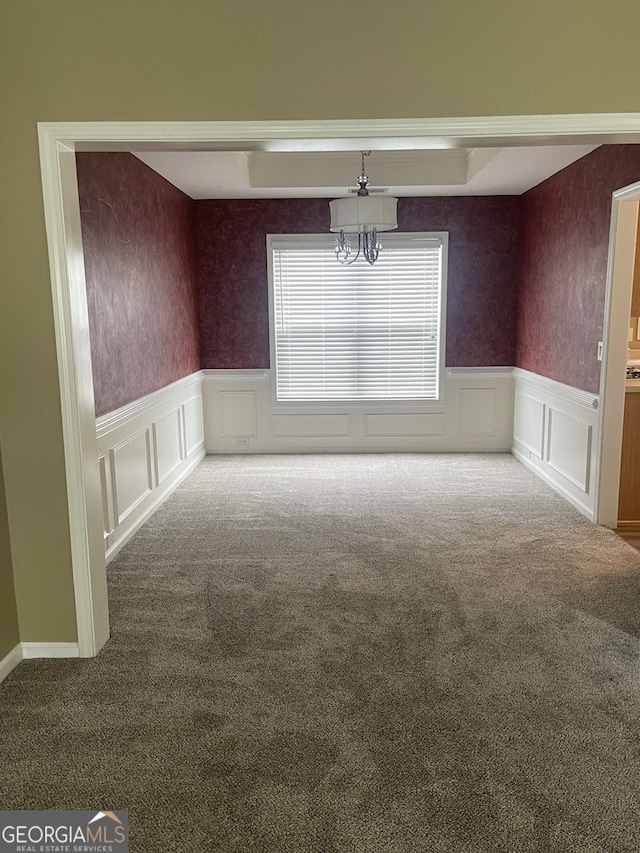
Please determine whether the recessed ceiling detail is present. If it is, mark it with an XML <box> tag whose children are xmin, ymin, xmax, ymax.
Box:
<box><xmin>132</xmin><ymin>145</ymin><xmax>599</xmax><ymax>199</ymax></box>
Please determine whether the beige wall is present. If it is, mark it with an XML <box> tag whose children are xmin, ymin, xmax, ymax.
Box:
<box><xmin>0</xmin><ymin>443</ymin><xmax>20</xmax><ymax>659</ymax></box>
<box><xmin>1</xmin><ymin>0</ymin><xmax>640</xmax><ymax>642</ymax></box>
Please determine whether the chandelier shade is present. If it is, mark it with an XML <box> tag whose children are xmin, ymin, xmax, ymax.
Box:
<box><xmin>329</xmin><ymin>195</ymin><xmax>398</xmax><ymax>234</ymax></box>
<box><xmin>330</xmin><ymin>151</ymin><xmax>399</xmax><ymax>265</ymax></box>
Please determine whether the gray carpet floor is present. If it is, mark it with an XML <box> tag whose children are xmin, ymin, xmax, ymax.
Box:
<box><xmin>2</xmin><ymin>453</ymin><xmax>640</xmax><ymax>852</ymax></box>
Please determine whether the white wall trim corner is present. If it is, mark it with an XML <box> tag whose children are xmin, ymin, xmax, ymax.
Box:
<box><xmin>21</xmin><ymin>643</ymin><xmax>80</xmax><ymax>659</ymax></box>
<box><xmin>0</xmin><ymin>642</ymin><xmax>86</xmax><ymax>684</ymax></box>
<box><xmin>0</xmin><ymin>644</ymin><xmax>23</xmax><ymax>684</ymax></box>
<box><xmin>96</xmin><ymin>371</ymin><xmax>204</xmax><ymax>437</ymax></box>
<box><xmin>512</xmin><ymin>367</ymin><xmax>599</xmax><ymax>410</ymax></box>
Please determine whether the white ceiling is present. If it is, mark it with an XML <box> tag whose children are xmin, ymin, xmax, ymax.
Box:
<box><xmin>133</xmin><ymin>145</ymin><xmax>599</xmax><ymax>199</ymax></box>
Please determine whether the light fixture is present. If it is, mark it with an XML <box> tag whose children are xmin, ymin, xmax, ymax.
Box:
<box><xmin>329</xmin><ymin>151</ymin><xmax>398</xmax><ymax>265</ymax></box>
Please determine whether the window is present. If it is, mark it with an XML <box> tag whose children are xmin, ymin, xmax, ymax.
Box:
<box><xmin>268</xmin><ymin>233</ymin><xmax>447</xmax><ymax>402</ymax></box>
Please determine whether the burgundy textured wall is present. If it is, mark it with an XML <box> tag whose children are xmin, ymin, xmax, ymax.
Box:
<box><xmin>77</xmin><ymin>153</ymin><xmax>200</xmax><ymax>416</ymax></box>
<box><xmin>517</xmin><ymin>145</ymin><xmax>640</xmax><ymax>394</ymax></box>
<box><xmin>194</xmin><ymin>197</ymin><xmax>522</xmax><ymax>368</ymax></box>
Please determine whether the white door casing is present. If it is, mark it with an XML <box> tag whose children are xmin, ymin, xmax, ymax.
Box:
<box><xmin>37</xmin><ymin>116</ymin><xmax>640</xmax><ymax>656</ymax></box>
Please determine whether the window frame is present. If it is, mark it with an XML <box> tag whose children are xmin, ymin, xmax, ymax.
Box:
<box><xmin>266</xmin><ymin>231</ymin><xmax>449</xmax><ymax>408</ymax></box>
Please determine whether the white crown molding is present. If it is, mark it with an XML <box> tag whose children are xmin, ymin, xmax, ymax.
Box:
<box><xmin>39</xmin><ymin>114</ymin><xmax>640</xmax><ymax>151</ymax></box>
<box><xmin>21</xmin><ymin>643</ymin><xmax>80</xmax><ymax>659</ymax></box>
<box><xmin>513</xmin><ymin>367</ymin><xmax>599</xmax><ymax>410</ymax></box>
<box><xmin>96</xmin><ymin>371</ymin><xmax>204</xmax><ymax>438</ymax></box>
<box><xmin>0</xmin><ymin>644</ymin><xmax>23</xmax><ymax>684</ymax></box>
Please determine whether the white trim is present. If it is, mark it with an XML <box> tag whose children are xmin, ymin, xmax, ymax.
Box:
<box><xmin>36</xmin><ymin>115</ymin><xmax>640</xmax><ymax>661</ymax></box>
<box><xmin>545</xmin><ymin>409</ymin><xmax>592</xmax><ymax>491</ymax></box>
<box><xmin>512</xmin><ymin>369</ymin><xmax>598</xmax><ymax>521</ymax></box>
<box><xmin>595</xmin><ymin>182</ymin><xmax>640</xmax><ymax>527</ymax></box>
<box><xmin>446</xmin><ymin>367</ymin><xmax>514</xmax><ymax>380</ymax></box>
<box><xmin>21</xmin><ymin>643</ymin><xmax>80</xmax><ymax>659</ymax></box>
<box><xmin>38</xmin><ymin>115</ymin><xmax>640</xmax><ymax>149</ymax></box>
<box><xmin>0</xmin><ymin>644</ymin><xmax>23</xmax><ymax>684</ymax></box>
<box><xmin>38</xmin><ymin>130</ymin><xmax>109</xmax><ymax>659</ymax></box>
<box><xmin>512</xmin><ymin>367</ymin><xmax>599</xmax><ymax>410</ymax></box>
<box><xmin>105</xmin><ymin>447</ymin><xmax>205</xmax><ymax>563</ymax></box>
<box><xmin>512</xmin><ymin>446</ymin><xmax>594</xmax><ymax>521</ymax></box>
<box><xmin>203</xmin><ymin>366</ymin><xmax>514</xmax><ymax>453</ymax></box>
<box><xmin>96</xmin><ymin>372</ymin><xmax>204</xmax><ymax>438</ymax></box>
<box><xmin>97</xmin><ymin>377</ymin><xmax>206</xmax><ymax>561</ymax></box>
<box><xmin>202</xmin><ymin>369</ymin><xmax>269</xmax><ymax>382</ymax></box>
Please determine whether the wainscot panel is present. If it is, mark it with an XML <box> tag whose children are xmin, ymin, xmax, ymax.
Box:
<box><xmin>96</xmin><ymin>372</ymin><xmax>206</xmax><ymax>563</ymax></box>
<box><xmin>202</xmin><ymin>367</ymin><xmax>514</xmax><ymax>454</ymax></box>
<box><xmin>512</xmin><ymin>368</ymin><xmax>599</xmax><ymax>520</ymax></box>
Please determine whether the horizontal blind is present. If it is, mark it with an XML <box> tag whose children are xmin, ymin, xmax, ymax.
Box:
<box><xmin>271</xmin><ymin>236</ymin><xmax>443</xmax><ymax>401</ymax></box>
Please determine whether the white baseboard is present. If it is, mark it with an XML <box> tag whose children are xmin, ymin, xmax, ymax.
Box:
<box><xmin>21</xmin><ymin>642</ymin><xmax>80</xmax><ymax>659</ymax></box>
<box><xmin>0</xmin><ymin>641</ymin><xmax>83</xmax><ymax>684</ymax></box>
<box><xmin>0</xmin><ymin>644</ymin><xmax>23</xmax><ymax>683</ymax></box>
<box><xmin>512</xmin><ymin>445</ymin><xmax>594</xmax><ymax>521</ymax></box>
<box><xmin>105</xmin><ymin>445</ymin><xmax>205</xmax><ymax>563</ymax></box>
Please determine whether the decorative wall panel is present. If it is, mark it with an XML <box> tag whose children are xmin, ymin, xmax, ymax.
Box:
<box><xmin>512</xmin><ymin>369</ymin><xmax>599</xmax><ymax>520</ymax></box>
<box><xmin>153</xmin><ymin>409</ymin><xmax>183</xmax><ymax>485</ymax></box>
<box><xmin>546</xmin><ymin>410</ymin><xmax>592</xmax><ymax>491</ymax></box>
<box><xmin>203</xmin><ymin>368</ymin><xmax>513</xmax><ymax>453</ymax></box>
<box><xmin>96</xmin><ymin>373</ymin><xmax>205</xmax><ymax>562</ymax></box>
<box><xmin>111</xmin><ymin>430</ymin><xmax>152</xmax><ymax>525</ymax></box>
<box><xmin>364</xmin><ymin>413</ymin><xmax>446</xmax><ymax>437</ymax></box>
<box><xmin>513</xmin><ymin>393</ymin><xmax>545</xmax><ymax>458</ymax></box>
<box><xmin>221</xmin><ymin>391</ymin><xmax>257</xmax><ymax>437</ymax></box>
<box><xmin>271</xmin><ymin>414</ymin><xmax>351</xmax><ymax>438</ymax></box>
<box><xmin>459</xmin><ymin>389</ymin><xmax>496</xmax><ymax>436</ymax></box>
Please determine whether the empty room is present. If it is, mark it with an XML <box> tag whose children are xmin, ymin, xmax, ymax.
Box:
<box><xmin>4</xmin><ymin>135</ymin><xmax>640</xmax><ymax>850</ymax></box>
<box><xmin>5</xmin><ymin>4</ymin><xmax>640</xmax><ymax>851</ymax></box>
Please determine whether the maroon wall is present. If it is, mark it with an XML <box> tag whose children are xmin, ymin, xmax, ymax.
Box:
<box><xmin>194</xmin><ymin>197</ymin><xmax>522</xmax><ymax>369</ymax></box>
<box><xmin>517</xmin><ymin>145</ymin><xmax>640</xmax><ymax>393</ymax></box>
<box><xmin>77</xmin><ymin>152</ymin><xmax>200</xmax><ymax>416</ymax></box>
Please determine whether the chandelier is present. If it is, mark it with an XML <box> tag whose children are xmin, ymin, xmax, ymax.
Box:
<box><xmin>329</xmin><ymin>151</ymin><xmax>398</xmax><ymax>265</ymax></box>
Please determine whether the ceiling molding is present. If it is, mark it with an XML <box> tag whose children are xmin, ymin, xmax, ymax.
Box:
<box><xmin>133</xmin><ymin>145</ymin><xmax>599</xmax><ymax>199</ymax></box>
<box><xmin>247</xmin><ymin>150</ymin><xmax>470</xmax><ymax>189</ymax></box>
<box><xmin>51</xmin><ymin>112</ymin><xmax>640</xmax><ymax>152</ymax></box>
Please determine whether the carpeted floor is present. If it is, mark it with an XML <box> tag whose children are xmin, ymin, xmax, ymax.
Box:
<box><xmin>2</xmin><ymin>453</ymin><xmax>640</xmax><ymax>852</ymax></box>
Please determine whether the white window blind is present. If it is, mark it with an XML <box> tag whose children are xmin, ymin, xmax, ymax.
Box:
<box><xmin>269</xmin><ymin>234</ymin><xmax>445</xmax><ymax>402</ymax></box>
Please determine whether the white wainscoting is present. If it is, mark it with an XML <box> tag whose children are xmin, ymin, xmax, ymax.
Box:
<box><xmin>96</xmin><ymin>372</ymin><xmax>206</xmax><ymax>563</ymax></box>
<box><xmin>512</xmin><ymin>368</ymin><xmax>599</xmax><ymax>520</ymax></box>
<box><xmin>202</xmin><ymin>367</ymin><xmax>514</xmax><ymax>453</ymax></box>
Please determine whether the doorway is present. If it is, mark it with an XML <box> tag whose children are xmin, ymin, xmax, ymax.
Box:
<box><xmin>38</xmin><ymin>118</ymin><xmax>640</xmax><ymax>656</ymax></box>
